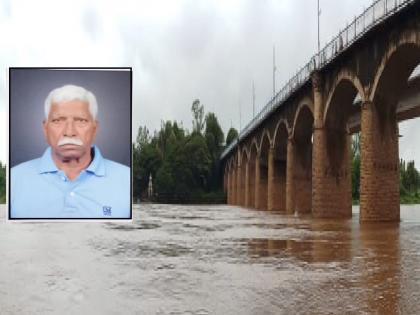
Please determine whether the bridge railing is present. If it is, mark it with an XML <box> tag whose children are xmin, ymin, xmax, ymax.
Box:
<box><xmin>220</xmin><ymin>0</ymin><xmax>414</xmax><ymax>160</ymax></box>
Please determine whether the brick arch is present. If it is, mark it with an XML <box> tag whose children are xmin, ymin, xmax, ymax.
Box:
<box><xmin>228</xmin><ymin>156</ymin><xmax>236</xmax><ymax>171</ymax></box>
<box><xmin>323</xmin><ymin>70</ymin><xmax>365</xmax><ymax>126</ymax></box>
<box><xmin>247</xmin><ymin>138</ymin><xmax>259</xmax><ymax>208</ymax></box>
<box><xmin>273</xmin><ymin>118</ymin><xmax>291</xmax><ymax>146</ymax></box>
<box><xmin>234</xmin><ymin>148</ymin><xmax>242</xmax><ymax>166</ymax></box>
<box><xmin>259</xmin><ymin>131</ymin><xmax>271</xmax><ymax>158</ymax></box>
<box><xmin>361</xmin><ymin>36</ymin><xmax>420</xmax><ymax>222</ymax></box>
<box><xmin>291</xmin><ymin>98</ymin><xmax>314</xmax><ymax>140</ymax></box>
<box><xmin>256</xmin><ymin>130</ymin><xmax>271</xmax><ymax>210</ymax></box>
<box><xmin>316</xmin><ymin>71</ymin><xmax>358</xmax><ymax>220</ymax></box>
<box><xmin>270</xmin><ymin>118</ymin><xmax>289</xmax><ymax>212</ymax></box>
<box><xmin>289</xmin><ymin>97</ymin><xmax>313</xmax><ymax>214</ymax></box>
<box><xmin>370</xmin><ymin>35</ymin><xmax>420</xmax><ymax>103</ymax></box>
<box><xmin>258</xmin><ymin>128</ymin><xmax>273</xmax><ymax>152</ymax></box>
<box><xmin>239</xmin><ymin>146</ymin><xmax>250</xmax><ymax>165</ymax></box>
<box><xmin>250</xmin><ymin>138</ymin><xmax>259</xmax><ymax>156</ymax></box>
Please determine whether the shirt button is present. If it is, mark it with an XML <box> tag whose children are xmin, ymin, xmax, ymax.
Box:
<box><xmin>70</xmin><ymin>191</ymin><xmax>75</xmax><ymax>197</ymax></box>
<box><xmin>61</xmin><ymin>177</ymin><xmax>66</xmax><ymax>181</ymax></box>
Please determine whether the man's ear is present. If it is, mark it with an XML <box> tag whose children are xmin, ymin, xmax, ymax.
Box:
<box><xmin>93</xmin><ymin>120</ymin><xmax>99</xmax><ymax>141</ymax></box>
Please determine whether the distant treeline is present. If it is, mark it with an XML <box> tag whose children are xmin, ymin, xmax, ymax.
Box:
<box><xmin>0</xmin><ymin>162</ymin><xmax>5</xmax><ymax>203</ymax></box>
<box><xmin>351</xmin><ymin>133</ymin><xmax>420</xmax><ymax>204</ymax></box>
<box><xmin>133</xmin><ymin>99</ymin><xmax>238</xmax><ymax>203</ymax></box>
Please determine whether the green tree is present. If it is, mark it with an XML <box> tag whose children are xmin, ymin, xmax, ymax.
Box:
<box><xmin>204</xmin><ymin>112</ymin><xmax>224</xmax><ymax>190</ymax></box>
<box><xmin>134</xmin><ymin>99</ymin><xmax>226</xmax><ymax>203</ymax></box>
<box><xmin>184</xmin><ymin>134</ymin><xmax>211</xmax><ymax>188</ymax></box>
<box><xmin>205</xmin><ymin>112</ymin><xmax>224</xmax><ymax>159</ymax></box>
<box><xmin>155</xmin><ymin>162</ymin><xmax>176</xmax><ymax>195</ymax></box>
<box><xmin>135</xmin><ymin>126</ymin><xmax>150</xmax><ymax>151</ymax></box>
<box><xmin>402</xmin><ymin>160</ymin><xmax>420</xmax><ymax>194</ymax></box>
<box><xmin>226</xmin><ymin>127</ymin><xmax>239</xmax><ymax>146</ymax></box>
<box><xmin>191</xmin><ymin>99</ymin><xmax>205</xmax><ymax>134</ymax></box>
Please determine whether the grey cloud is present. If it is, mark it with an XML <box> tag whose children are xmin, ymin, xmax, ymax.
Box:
<box><xmin>0</xmin><ymin>0</ymin><xmax>11</xmax><ymax>18</ymax></box>
<box><xmin>82</xmin><ymin>7</ymin><xmax>101</xmax><ymax>41</ymax></box>
<box><xmin>0</xmin><ymin>0</ymin><xmax>419</xmax><ymax>166</ymax></box>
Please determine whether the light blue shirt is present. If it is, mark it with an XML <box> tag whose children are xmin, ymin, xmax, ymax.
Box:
<box><xmin>11</xmin><ymin>146</ymin><xmax>131</xmax><ymax>219</ymax></box>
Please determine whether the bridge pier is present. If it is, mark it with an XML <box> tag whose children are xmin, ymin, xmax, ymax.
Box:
<box><xmin>254</xmin><ymin>155</ymin><xmax>268</xmax><ymax>210</ymax></box>
<box><xmin>278</xmin><ymin>161</ymin><xmax>287</xmax><ymax>211</ymax></box>
<box><xmin>227</xmin><ymin>170</ymin><xmax>231</xmax><ymax>204</ymax></box>
<box><xmin>247</xmin><ymin>156</ymin><xmax>256</xmax><ymax>208</ymax></box>
<box><xmin>269</xmin><ymin>151</ymin><xmax>287</xmax><ymax>211</ymax></box>
<box><xmin>360</xmin><ymin>100</ymin><xmax>400</xmax><ymax>221</ymax></box>
<box><xmin>286</xmin><ymin>138</ymin><xmax>295</xmax><ymax>214</ymax></box>
<box><xmin>231</xmin><ymin>166</ymin><xmax>236</xmax><ymax>205</ymax></box>
<box><xmin>312</xmin><ymin>126</ymin><xmax>352</xmax><ymax>218</ymax></box>
<box><xmin>311</xmin><ymin>71</ymin><xmax>352</xmax><ymax>218</ymax></box>
<box><xmin>294</xmin><ymin>141</ymin><xmax>312</xmax><ymax>214</ymax></box>
<box><xmin>236</xmin><ymin>165</ymin><xmax>242</xmax><ymax>206</ymax></box>
<box><xmin>254</xmin><ymin>158</ymin><xmax>260</xmax><ymax>209</ymax></box>
<box><xmin>259</xmin><ymin>161</ymin><xmax>268</xmax><ymax>210</ymax></box>
<box><xmin>267</xmin><ymin>148</ymin><xmax>275</xmax><ymax>211</ymax></box>
<box><xmin>244</xmin><ymin>161</ymin><xmax>250</xmax><ymax>207</ymax></box>
<box><xmin>268</xmin><ymin>148</ymin><xmax>286</xmax><ymax>211</ymax></box>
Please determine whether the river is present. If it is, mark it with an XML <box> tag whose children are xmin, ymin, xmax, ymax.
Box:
<box><xmin>0</xmin><ymin>204</ymin><xmax>420</xmax><ymax>314</ymax></box>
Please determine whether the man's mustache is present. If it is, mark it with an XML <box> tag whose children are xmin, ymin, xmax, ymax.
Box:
<box><xmin>57</xmin><ymin>137</ymin><xmax>84</xmax><ymax>146</ymax></box>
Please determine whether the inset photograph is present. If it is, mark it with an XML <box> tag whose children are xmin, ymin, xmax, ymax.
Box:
<box><xmin>9</xmin><ymin>68</ymin><xmax>132</xmax><ymax>219</ymax></box>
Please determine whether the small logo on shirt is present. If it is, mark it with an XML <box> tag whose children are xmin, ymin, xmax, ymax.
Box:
<box><xmin>103</xmin><ymin>206</ymin><xmax>112</xmax><ymax>216</ymax></box>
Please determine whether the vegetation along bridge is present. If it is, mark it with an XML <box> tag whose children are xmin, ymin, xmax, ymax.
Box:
<box><xmin>221</xmin><ymin>0</ymin><xmax>420</xmax><ymax>222</ymax></box>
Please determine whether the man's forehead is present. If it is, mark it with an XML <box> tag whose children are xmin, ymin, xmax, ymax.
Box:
<box><xmin>51</xmin><ymin>99</ymin><xmax>89</xmax><ymax>109</ymax></box>
<box><xmin>50</xmin><ymin>100</ymin><xmax>91</xmax><ymax>114</ymax></box>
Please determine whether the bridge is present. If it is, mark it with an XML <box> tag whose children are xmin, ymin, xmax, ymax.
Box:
<box><xmin>221</xmin><ymin>0</ymin><xmax>420</xmax><ymax>221</ymax></box>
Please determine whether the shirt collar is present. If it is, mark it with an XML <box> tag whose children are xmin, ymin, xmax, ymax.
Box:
<box><xmin>86</xmin><ymin>146</ymin><xmax>106</xmax><ymax>176</ymax></box>
<box><xmin>38</xmin><ymin>145</ymin><xmax>106</xmax><ymax>176</ymax></box>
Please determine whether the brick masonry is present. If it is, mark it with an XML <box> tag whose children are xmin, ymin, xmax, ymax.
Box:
<box><xmin>224</xmin><ymin>7</ymin><xmax>420</xmax><ymax>222</ymax></box>
<box><xmin>360</xmin><ymin>101</ymin><xmax>400</xmax><ymax>221</ymax></box>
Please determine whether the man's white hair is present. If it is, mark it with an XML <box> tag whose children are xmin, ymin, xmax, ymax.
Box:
<box><xmin>44</xmin><ymin>84</ymin><xmax>98</xmax><ymax>120</ymax></box>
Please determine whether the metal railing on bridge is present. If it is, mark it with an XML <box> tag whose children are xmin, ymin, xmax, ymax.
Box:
<box><xmin>221</xmin><ymin>0</ymin><xmax>415</xmax><ymax>160</ymax></box>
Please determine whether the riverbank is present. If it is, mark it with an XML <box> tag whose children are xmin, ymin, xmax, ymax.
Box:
<box><xmin>143</xmin><ymin>191</ymin><xmax>226</xmax><ymax>204</ymax></box>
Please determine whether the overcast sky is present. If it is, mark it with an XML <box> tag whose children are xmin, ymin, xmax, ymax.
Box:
<box><xmin>0</xmin><ymin>0</ymin><xmax>419</xmax><ymax>167</ymax></box>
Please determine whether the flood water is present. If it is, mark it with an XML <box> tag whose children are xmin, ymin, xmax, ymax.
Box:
<box><xmin>1</xmin><ymin>204</ymin><xmax>420</xmax><ymax>314</ymax></box>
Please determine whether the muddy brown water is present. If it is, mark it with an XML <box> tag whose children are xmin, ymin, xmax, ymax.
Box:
<box><xmin>0</xmin><ymin>204</ymin><xmax>420</xmax><ymax>314</ymax></box>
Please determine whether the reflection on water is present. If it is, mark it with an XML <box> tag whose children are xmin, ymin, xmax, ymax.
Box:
<box><xmin>0</xmin><ymin>204</ymin><xmax>420</xmax><ymax>314</ymax></box>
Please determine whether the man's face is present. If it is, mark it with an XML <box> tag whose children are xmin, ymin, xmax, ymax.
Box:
<box><xmin>43</xmin><ymin>100</ymin><xmax>98</xmax><ymax>161</ymax></box>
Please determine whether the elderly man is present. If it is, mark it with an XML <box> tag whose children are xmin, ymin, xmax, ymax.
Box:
<box><xmin>11</xmin><ymin>85</ymin><xmax>131</xmax><ymax>218</ymax></box>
